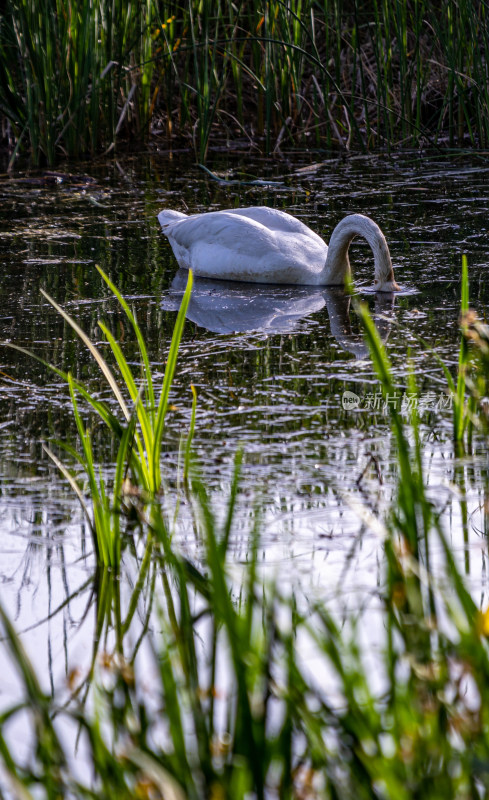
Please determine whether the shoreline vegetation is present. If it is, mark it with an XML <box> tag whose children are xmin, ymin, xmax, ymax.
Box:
<box><xmin>3</xmin><ymin>267</ymin><xmax>489</xmax><ymax>796</ymax></box>
<box><xmin>0</xmin><ymin>0</ymin><xmax>489</xmax><ymax>167</ymax></box>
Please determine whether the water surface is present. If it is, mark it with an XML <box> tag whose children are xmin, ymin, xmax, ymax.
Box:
<box><xmin>1</xmin><ymin>151</ymin><xmax>489</xmax><ymax>697</ymax></box>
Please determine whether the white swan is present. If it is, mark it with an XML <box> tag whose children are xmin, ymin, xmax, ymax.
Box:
<box><xmin>157</xmin><ymin>207</ymin><xmax>398</xmax><ymax>291</ymax></box>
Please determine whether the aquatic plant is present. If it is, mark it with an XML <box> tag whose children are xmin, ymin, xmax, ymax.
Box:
<box><xmin>442</xmin><ymin>255</ymin><xmax>478</xmax><ymax>446</ymax></box>
<box><xmin>0</xmin><ymin>0</ymin><xmax>158</xmax><ymax>165</ymax></box>
<box><xmin>6</xmin><ymin>266</ymin><xmax>192</xmax><ymax>566</ymax></box>
<box><xmin>3</xmin><ymin>276</ymin><xmax>489</xmax><ymax>798</ymax></box>
<box><xmin>428</xmin><ymin>256</ymin><xmax>478</xmax><ymax>448</ymax></box>
<box><xmin>1</xmin><ymin>0</ymin><xmax>489</xmax><ymax>164</ymax></box>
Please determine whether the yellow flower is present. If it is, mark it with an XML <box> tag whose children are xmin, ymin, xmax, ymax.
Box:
<box><xmin>476</xmin><ymin>605</ymin><xmax>489</xmax><ymax>636</ymax></box>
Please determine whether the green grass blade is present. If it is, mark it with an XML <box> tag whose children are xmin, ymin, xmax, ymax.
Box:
<box><xmin>40</xmin><ymin>289</ymin><xmax>131</xmax><ymax>421</ymax></box>
<box><xmin>96</xmin><ymin>265</ymin><xmax>155</xmax><ymax>422</ymax></box>
<box><xmin>152</xmin><ymin>270</ymin><xmax>193</xmax><ymax>491</ymax></box>
<box><xmin>97</xmin><ymin>320</ymin><xmax>152</xmax><ymax>480</ymax></box>
<box><xmin>219</xmin><ymin>448</ymin><xmax>243</xmax><ymax>557</ymax></box>
<box><xmin>67</xmin><ymin>373</ymin><xmax>109</xmax><ymax>564</ymax></box>
<box><xmin>455</xmin><ymin>254</ymin><xmax>469</xmax><ymax>440</ymax></box>
<box><xmin>42</xmin><ymin>443</ymin><xmax>94</xmax><ymax>535</ymax></box>
<box><xmin>357</xmin><ymin>302</ymin><xmax>420</xmax><ymax>552</ymax></box>
<box><xmin>183</xmin><ymin>383</ymin><xmax>197</xmax><ymax>484</ymax></box>
<box><xmin>112</xmin><ymin>413</ymin><xmax>138</xmax><ymax>565</ymax></box>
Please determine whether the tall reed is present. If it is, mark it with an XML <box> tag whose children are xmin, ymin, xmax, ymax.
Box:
<box><xmin>0</xmin><ymin>0</ymin><xmax>158</xmax><ymax>165</ymax></box>
<box><xmin>1</xmin><ymin>0</ymin><xmax>489</xmax><ymax>164</ymax></box>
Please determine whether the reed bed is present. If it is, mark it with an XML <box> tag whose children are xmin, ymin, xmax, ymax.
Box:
<box><xmin>0</xmin><ymin>0</ymin><xmax>488</xmax><ymax>165</ymax></box>
<box><xmin>2</xmin><ymin>268</ymin><xmax>489</xmax><ymax>797</ymax></box>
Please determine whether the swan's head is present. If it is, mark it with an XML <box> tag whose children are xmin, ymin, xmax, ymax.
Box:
<box><xmin>374</xmin><ymin>276</ymin><xmax>399</xmax><ymax>292</ymax></box>
<box><xmin>325</xmin><ymin>214</ymin><xmax>398</xmax><ymax>292</ymax></box>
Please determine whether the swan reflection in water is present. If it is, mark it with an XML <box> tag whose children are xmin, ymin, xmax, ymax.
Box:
<box><xmin>162</xmin><ymin>269</ymin><xmax>395</xmax><ymax>358</ymax></box>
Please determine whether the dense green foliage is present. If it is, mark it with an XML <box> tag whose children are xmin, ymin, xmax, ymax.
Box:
<box><xmin>1</xmin><ymin>0</ymin><xmax>488</xmax><ymax>165</ymax></box>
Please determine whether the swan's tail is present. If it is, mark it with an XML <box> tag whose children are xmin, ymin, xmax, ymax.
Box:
<box><xmin>158</xmin><ymin>209</ymin><xmax>188</xmax><ymax>230</ymax></box>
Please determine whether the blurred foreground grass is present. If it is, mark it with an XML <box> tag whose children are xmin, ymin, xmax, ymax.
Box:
<box><xmin>2</xmin><ymin>266</ymin><xmax>489</xmax><ymax>798</ymax></box>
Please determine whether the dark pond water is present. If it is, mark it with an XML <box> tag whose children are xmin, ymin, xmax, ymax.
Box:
<box><xmin>1</xmin><ymin>150</ymin><xmax>489</xmax><ymax>708</ymax></box>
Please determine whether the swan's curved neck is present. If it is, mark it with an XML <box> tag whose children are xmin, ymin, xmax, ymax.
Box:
<box><xmin>320</xmin><ymin>214</ymin><xmax>398</xmax><ymax>291</ymax></box>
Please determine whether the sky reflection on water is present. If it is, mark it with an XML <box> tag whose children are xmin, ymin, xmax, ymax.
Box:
<box><xmin>0</xmin><ymin>151</ymin><xmax>489</xmax><ymax>691</ymax></box>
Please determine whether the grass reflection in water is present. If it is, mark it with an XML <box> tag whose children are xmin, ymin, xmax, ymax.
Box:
<box><xmin>2</xmin><ymin>264</ymin><xmax>489</xmax><ymax>798</ymax></box>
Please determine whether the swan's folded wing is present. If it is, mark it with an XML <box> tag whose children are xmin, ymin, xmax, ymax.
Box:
<box><xmin>165</xmin><ymin>211</ymin><xmax>280</xmax><ymax>258</ymax></box>
<box><xmin>222</xmin><ymin>206</ymin><xmax>323</xmax><ymax>239</ymax></box>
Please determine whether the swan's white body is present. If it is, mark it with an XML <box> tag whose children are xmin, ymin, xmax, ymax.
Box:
<box><xmin>157</xmin><ymin>207</ymin><xmax>398</xmax><ymax>291</ymax></box>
